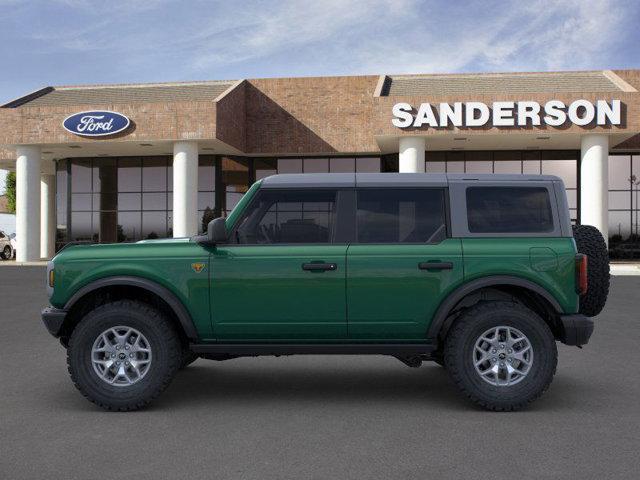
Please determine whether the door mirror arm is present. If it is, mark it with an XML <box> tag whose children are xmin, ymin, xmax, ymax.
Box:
<box><xmin>194</xmin><ymin>217</ymin><xmax>228</xmax><ymax>245</ymax></box>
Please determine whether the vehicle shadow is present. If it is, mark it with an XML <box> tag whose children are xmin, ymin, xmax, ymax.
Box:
<box><xmin>160</xmin><ymin>360</ymin><xmax>470</xmax><ymax>410</ymax></box>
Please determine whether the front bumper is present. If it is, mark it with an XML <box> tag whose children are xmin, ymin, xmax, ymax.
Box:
<box><xmin>559</xmin><ymin>314</ymin><xmax>594</xmax><ymax>346</ymax></box>
<box><xmin>42</xmin><ymin>307</ymin><xmax>67</xmax><ymax>338</ymax></box>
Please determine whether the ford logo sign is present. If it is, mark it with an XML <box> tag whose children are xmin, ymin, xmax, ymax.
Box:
<box><xmin>62</xmin><ymin>110</ymin><xmax>130</xmax><ymax>137</ymax></box>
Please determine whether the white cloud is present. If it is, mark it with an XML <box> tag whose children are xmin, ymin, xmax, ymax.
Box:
<box><xmin>6</xmin><ymin>0</ymin><xmax>637</xmax><ymax>87</ymax></box>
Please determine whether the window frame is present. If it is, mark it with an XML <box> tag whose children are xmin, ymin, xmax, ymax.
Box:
<box><xmin>227</xmin><ymin>187</ymin><xmax>350</xmax><ymax>246</ymax></box>
<box><xmin>352</xmin><ymin>187</ymin><xmax>450</xmax><ymax>245</ymax></box>
<box><xmin>448</xmin><ymin>182</ymin><xmax>562</xmax><ymax>238</ymax></box>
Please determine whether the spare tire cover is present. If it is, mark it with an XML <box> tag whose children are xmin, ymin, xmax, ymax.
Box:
<box><xmin>572</xmin><ymin>224</ymin><xmax>610</xmax><ymax>317</ymax></box>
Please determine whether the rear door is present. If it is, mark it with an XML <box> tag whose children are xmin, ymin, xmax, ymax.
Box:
<box><xmin>346</xmin><ymin>187</ymin><xmax>463</xmax><ymax>340</ymax></box>
<box><xmin>211</xmin><ymin>188</ymin><xmax>349</xmax><ymax>340</ymax></box>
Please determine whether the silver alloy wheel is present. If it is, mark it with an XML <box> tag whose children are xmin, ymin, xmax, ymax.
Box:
<box><xmin>473</xmin><ymin>326</ymin><xmax>533</xmax><ymax>387</ymax></box>
<box><xmin>91</xmin><ymin>326</ymin><xmax>152</xmax><ymax>386</ymax></box>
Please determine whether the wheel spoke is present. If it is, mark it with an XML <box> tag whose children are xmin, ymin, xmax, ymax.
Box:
<box><xmin>473</xmin><ymin>325</ymin><xmax>533</xmax><ymax>387</ymax></box>
<box><xmin>92</xmin><ymin>326</ymin><xmax>152</xmax><ymax>387</ymax></box>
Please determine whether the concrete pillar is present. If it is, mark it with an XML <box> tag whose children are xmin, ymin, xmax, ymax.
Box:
<box><xmin>399</xmin><ymin>137</ymin><xmax>426</xmax><ymax>173</ymax></box>
<box><xmin>172</xmin><ymin>141</ymin><xmax>199</xmax><ymax>237</ymax></box>
<box><xmin>580</xmin><ymin>134</ymin><xmax>609</xmax><ymax>244</ymax></box>
<box><xmin>40</xmin><ymin>173</ymin><xmax>56</xmax><ymax>259</ymax></box>
<box><xmin>15</xmin><ymin>146</ymin><xmax>41</xmax><ymax>262</ymax></box>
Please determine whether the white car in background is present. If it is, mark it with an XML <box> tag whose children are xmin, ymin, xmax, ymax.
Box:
<box><xmin>0</xmin><ymin>230</ymin><xmax>14</xmax><ymax>260</ymax></box>
<box><xmin>9</xmin><ymin>232</ymin><xmax>16</xmax><ymax>258</ymax></box>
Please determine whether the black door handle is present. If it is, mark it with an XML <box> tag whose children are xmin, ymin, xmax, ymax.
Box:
<box><xmin>418</xmin><ymin>261</ymin><xmax>453</xmax><ymax>271</ymax></box>
<box><xmin>302</xmin><ymin>262</ymin><xmax>337</xmax><ymax>272</ymax></box>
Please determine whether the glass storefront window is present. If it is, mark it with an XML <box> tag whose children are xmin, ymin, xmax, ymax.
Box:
<box><xmin>493</xmin><ymin>161</ymin><xmax>522</xmax><ymax>174</ymax></box>
<box><xmin>446</xmin><ymin>161</ymin><xmax>465</xmax><ymax>173</ymax></box>
<box><xmin>143</xmin><ymin>157</ymin><xmax>168</xmax><ymax>192</ymax></box>
<box><xmin>255</xmin><ymin>158</ymin><xmax>277</xmax><ymax>179</ymax></box>
<box><xmin>465</xmin><ymin>161</ymin><xmax>493</xmax><ymax>173</ymax></box>
<box><xmin>425</xmin><ymin>161</ymin><xmax>446</xmax><ymax>173</ymax></box>
<box><xmin>356</xmin><ymin>157</ymin><xmax>380</xmax><ymax>172</ymax></box>
<box><xmin>304</xmin><ymin>158</ymin><xmax>329</xmax><ymax>173</ymax></box>
<box><xmin>71</xmin><ymin>159</ymin><xmax>92</xmax><ymax>192</ymax></box>
<box><xmin>277</xmin><ymin>158</ymin><xmax>302</xmax><ymax>173</ymax></box>
<box><xmin>117</xmin><ymin>158</ymin><xmax>141</xmax><ymax>192</ymax></box>
<box><xmin>329</xmin><ymin>157</ymin><xmax>355</xmax><ymax>172</ymax></box>
<box><xmin>609</xmin><ymin>155</ymin><xmax>631</xmax><ymax>190</ymax></box>
<box><xmin>542</xmin><ymin>159</ymin><xmax>576</xmax><ymax>188</ymax></box>
<box><xmin>522</xmin><ymin>160</ymin><xmax>541</xmax><ymax>174</ymax></box>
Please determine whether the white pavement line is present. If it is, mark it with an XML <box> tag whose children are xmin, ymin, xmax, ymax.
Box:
<box><xmin>610</xmin><ymin>264</ymin><xmax>640</xmax><ymax>276</ymax></box>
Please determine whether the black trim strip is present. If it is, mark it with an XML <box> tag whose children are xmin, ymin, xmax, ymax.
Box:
<box><xmin>426</xmin><ymin>275</ymin><xmax>564</xmax><ymax>340</ymax></box>
<box><xmin>64</xmin><ymin>276</ymin><xmax>199</xmax><ymax>340</ymax></box>
<box><xmin>190</xmin><ymin>343</ymin><xmax>436</xmax><ymax>356</ymax></box>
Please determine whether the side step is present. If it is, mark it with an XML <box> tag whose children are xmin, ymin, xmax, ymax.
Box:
<box><xmin>190</xmin><ymin>343</ymin><xmax>436</xmax><ymax>357</ymax></box>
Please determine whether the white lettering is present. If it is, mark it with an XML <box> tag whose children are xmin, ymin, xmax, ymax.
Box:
<box><xmin>543</xmin><ymin>100</ymin><xmax>567</xmax><ymax>127</ymax></box>
<box><xmin>413</xmin><ymin>103</ymin><xmax>438</xmax><ymax>127</ymax></box>
<box><xmin>596</xmin><ymin>99</ymin><xmax>621</xmax><ymax>125</ymax></box>
<box><xmin>392</xmin><ymin>99</ymin><xmax>622</xmax><ymax>129</ymax></box>
<box><xmin>517</xmin><ymin>101</ymin><xmax>541</xmax><ymax>126</ymax></box>
<box><xmin>465</xmin><ymin>102</ymin><xmax>490</xmax><ymax>127</ymax></box>
<box><xmin>567</xmin><ymin>99</ymin><xmax>595</xmax><ymax>126</ymax></box>
<box><xmin>439</xmin><ymin>102</ymin><xmax>463</xmax><ymax>127</ymax></box>
<box><xmin>76</xmin><ymin>115</ymin><xmax>114</xmax><ymax>133</ymax></box>
<box><xmin>492</xmin><ymin>101</ymin><xmax>515</xmax><ymax>127</ymax></box>
<box><xmin>391</xmin><ymin>103</ymin><xmax>414</xmax><ymax>128</ymax></box>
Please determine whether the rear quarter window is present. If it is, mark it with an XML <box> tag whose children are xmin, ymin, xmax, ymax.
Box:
<box><xmin>466</xmin><ymin>187</ymin><xmax>554</xmax><ymax>233</ymax></box>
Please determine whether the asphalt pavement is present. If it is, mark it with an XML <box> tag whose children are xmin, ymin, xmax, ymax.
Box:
<box><xmin>1</xmin><ymin>267</ymin><xmax>639</xmax><ymax>479</ymax></box>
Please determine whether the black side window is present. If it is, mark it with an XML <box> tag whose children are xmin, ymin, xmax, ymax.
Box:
<box><xmin>235</xmin><ymin>189</ymin><xmax>337</xmax><ymax>244</ymax></box>
<box><xmin>466</xmin><ymin>187</ymin><xmax>554</xmax><ymax>233</ymax></box>
<box><xmin>356</xmin><ymin>188</ymin><xmax>447</xmax><ymax>243</ymax></box>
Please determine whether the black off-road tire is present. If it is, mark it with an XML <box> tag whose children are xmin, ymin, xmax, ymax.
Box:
<box><xmin>572</xmin><ymin>224</ymin><xmax>610</xmax><ymax>317</ymax></box>
<box><xmin>1</xmin><ymin>245</ymin><xmax>11</xmax><ymax>260</ymax></box>
<box><xmin>180</xmin><ymin>350</ymin><xmax>199</xmax><ymax>369</ymax></box>
<box><xmin>67</xmin><ymin>300</ymin><xmax>182</xmax><ymax>411</ymax></box>
<box><xmin>444</xmin><ymin>301</ymin><xmax>557</xmax><ymax>411</ymax></box>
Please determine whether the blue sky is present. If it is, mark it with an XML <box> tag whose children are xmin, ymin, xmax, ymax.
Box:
<box><xmin>1</xmin><ymin>0</ymin><xmax>639</xmax><ymax>192</ymax></box>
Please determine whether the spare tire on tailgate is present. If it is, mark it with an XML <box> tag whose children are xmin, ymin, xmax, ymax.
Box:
<box><xmin>572</xmin><ymin>224</ymin><xmax>610</xmax><ymax>317</ymax></box>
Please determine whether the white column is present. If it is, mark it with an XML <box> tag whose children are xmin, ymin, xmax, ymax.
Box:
<box><xmin>40</xmin><ymin>173</ymin><xmax>56</xmax><ymax>259</ymax></box>
<box><xmin>399</xmin><ymin>137</ymin><xmax>425</xmax><ymax>173</ymax></box>
<box><xmin>15</xmin><ymin>145</ymin><xmax>41</xmax><ymax>262</ymax></box>
<box><xmin>580</xmin><ymin>134</ymin><xmax>609</xmax><ymax>244</ymax></box>
<box><xmin>172</xmin><ymin>141</ymin><xmax>199</xmax><ymax>237</ymax></box>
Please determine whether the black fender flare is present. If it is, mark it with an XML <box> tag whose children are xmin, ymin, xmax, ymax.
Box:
<box><xmin>64</xmin><ymin>276</ymin><xmax>199</xmax><ymax>341</ymax></box>
<box><xmin>426</xmin><ymin>275</ymin><xmax>563</xmax><ymax>341</ymax></box>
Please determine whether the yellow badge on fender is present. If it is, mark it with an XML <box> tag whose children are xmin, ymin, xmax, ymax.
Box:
<box><xmin>191</xmin><ymin>262</ymin><xmax>206</xmax><ymax>273</ymax></box>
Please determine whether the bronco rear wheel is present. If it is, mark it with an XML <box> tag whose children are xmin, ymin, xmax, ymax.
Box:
<box><xmin>444</xmin><ymin>301</ymin><xmax>557</xmax><ymax>411</ymax></box>
<box><xmin>67</xmin><ymin>300</ymin><xmax>182</xmax><ymax>411</ymax></box>
<box><xmin>572</xmin><ymin>224</ymin><xmax>610</xmax><ymax>317</ymax></box>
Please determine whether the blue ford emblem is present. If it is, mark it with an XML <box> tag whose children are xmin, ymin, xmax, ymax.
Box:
<box><xmin>62</xmin><ymin>110</ymin><xmax>130</xmax><ymax>137</ymax></box>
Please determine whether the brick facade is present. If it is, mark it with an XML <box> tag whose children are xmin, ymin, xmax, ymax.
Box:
<box><xmin>0</xmin><ymin>70</ymin><xmax>639</xmax><ymax>160</ymax></box>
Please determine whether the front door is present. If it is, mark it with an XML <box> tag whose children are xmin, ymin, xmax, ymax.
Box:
<box><xmin>346</xmin><ymin>187</ymin><xmax>464</xmax><ymax>340</ymax></box>
<box><xmin>211</xmin><ymin>188</ymin><xmax>348</xmax><ymax>340</ymax></box>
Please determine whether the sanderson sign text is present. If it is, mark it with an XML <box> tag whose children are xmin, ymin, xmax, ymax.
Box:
<box><xmin>391</xmin><ymin>99</ymin><xmax>622</xmax><ymax>128</ymax></box>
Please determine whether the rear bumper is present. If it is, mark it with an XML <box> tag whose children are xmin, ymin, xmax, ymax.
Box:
<box><xmin>559</xmin><ymin>314</ymin><xmax>594</xmax><ymax>346</ymax></box>
<box><xmin>41</xmin><ymin>307</ymin><xmax>67</xmax><ymax>338</ymax></box>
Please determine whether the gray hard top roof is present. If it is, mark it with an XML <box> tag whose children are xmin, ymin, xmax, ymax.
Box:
<box><xmin>260</xmin><ymin>173</ymin><xmax>562</xmax><ymax>188</ymax></box>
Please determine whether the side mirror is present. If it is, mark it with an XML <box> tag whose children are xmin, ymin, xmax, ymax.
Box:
<box><xmin>207</xmin><ymin>217</ymin><xmax>228</xmax><ymax>244</ymax></box>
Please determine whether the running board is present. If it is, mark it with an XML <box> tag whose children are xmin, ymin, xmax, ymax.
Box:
<box><xmin>189</xmin><ymin>343</ymin><xmax>436</xmax><ymax>356</ymax></box>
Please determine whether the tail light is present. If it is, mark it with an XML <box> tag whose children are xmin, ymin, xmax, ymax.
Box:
<box><xmin>575</xmin><ymin>254</ymin><xmax>588</xmax><ymax>295</ymax></box>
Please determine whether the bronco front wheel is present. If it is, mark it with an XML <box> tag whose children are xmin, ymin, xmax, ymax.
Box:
<box><xmin>444</xmin><ymin>301</ymin><xmax>557</xmax><ymax>411</ymax></box>
<box><xmin>67</xmin><ymin>300</ymin><xmax>182</xmax><ymax>411</ymax></box>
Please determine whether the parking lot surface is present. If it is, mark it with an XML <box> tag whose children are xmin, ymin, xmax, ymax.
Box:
<box><xmin>1</xmin><ymin>267</ymin><xmax>639</xmax><ymax>479</ymax></box>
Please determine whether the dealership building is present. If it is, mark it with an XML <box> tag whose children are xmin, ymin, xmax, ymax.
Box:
<box><xmin>0</xmin><ymin>69</ymin><xmax>639</xmax><ymax>262</ymax></box>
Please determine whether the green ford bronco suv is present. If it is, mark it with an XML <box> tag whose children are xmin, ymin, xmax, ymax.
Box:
<box><xmin>42</xmin><ymin>173</ymin><xmax>609</xmax><ymax>411</ymax></box>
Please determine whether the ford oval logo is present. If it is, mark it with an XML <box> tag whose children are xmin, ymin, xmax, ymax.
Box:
<box><xmin>62</xmin><ymin>110</ymin><xmax>130</xmax><ymax>137</ymax></box>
